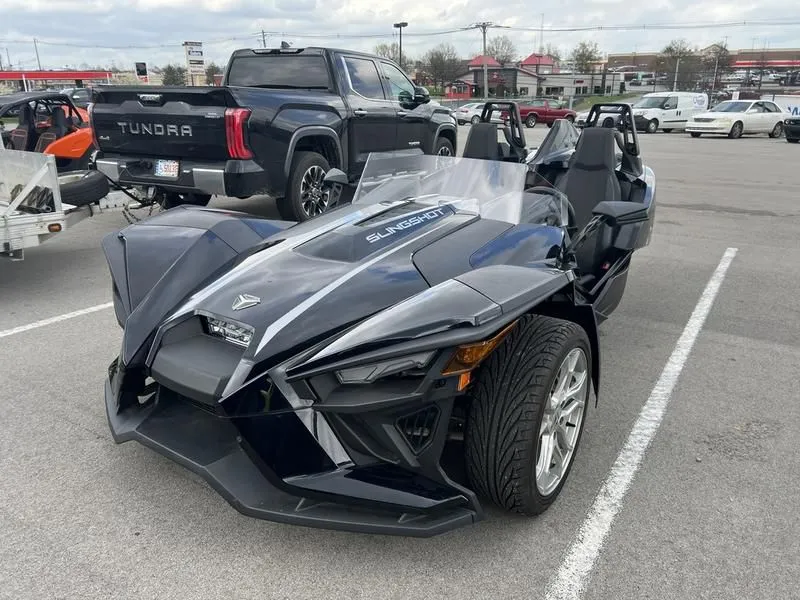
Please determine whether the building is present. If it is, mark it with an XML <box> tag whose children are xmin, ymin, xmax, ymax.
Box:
<box><xmin>0</xmin><ymin>69</ymin><xmax>114</xmax><ymax>92</ymax></box>
<box><xmin>607</xmin><ymin>47</ymin><xmax>800</xmax><ymax>71</ymax></box>
<box><xmin>447</xmin><ymin>54</ymin><xmax>544</xmax><ymax>98</ymax></box>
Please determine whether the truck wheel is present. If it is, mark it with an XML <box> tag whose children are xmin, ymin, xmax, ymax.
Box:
<box><xmin>280</xmin><ymin>151</ymin><xmax>332</xmax><ymax>222</ymax></box>
<box><xmin>525</xmin><ymin>114</ymin><xmax>537</xmax><ymax>128</ymax></box>
<box><xmin>465</xmin><ymin>314</ymin><xmax>591</xmax><ymax>515</ymax></box>
<box><xmin>58</xmin><ymin>170</ymin><xmax>109</xmax><ymax>207</ymax></box>
<box><xmin>433</xmin><ymin>137</ymin><xmax>454</xmax><ymax>156</ymax></box>
<box><xmin>646</xmin><ymin>119</ymin><xmax>659</xmax><ymax>133</ymax></box>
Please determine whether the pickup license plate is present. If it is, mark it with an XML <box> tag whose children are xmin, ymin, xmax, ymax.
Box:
<box><xmin>154</xmin><ymin>159</ymin><xmax>179</xmax><ymax>178</ymax></box>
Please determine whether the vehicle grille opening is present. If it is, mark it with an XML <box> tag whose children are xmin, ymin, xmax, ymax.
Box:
<box><xmin>396</xmin><ymin>405</ymin><xmax>440</xmax><ymax>454</ymax></box>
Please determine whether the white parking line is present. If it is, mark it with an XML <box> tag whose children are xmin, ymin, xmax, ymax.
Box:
<box><xmin>544</xmin><ymin>247</ymin><xmax>738</xmax><ymax>600</ymax></box>
<box><xmin>0</xmin><ymin>302</ymin><xmax>114</xmax><ymax>339</ymax></box>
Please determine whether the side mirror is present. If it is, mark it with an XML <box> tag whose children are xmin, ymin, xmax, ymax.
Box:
<box><xmin>592</xmin><ymin>200</ymin><xmax>648</xmax><ymax>225</ymax></box>
<box><xmin>413</xmin><ymin>86</ymin><xmax>430</xmax><ymax>104</ymax></box>
<box><xmin>322</xmin><ymin>168</ymin><xmax>348</xmax><ymax>188</ymax></box>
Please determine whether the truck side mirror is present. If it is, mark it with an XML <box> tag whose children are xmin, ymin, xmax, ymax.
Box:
<box><xmin>413</xmin><ymin>86</ymin><xmax>430</xmax><ymax>104</ymax></box>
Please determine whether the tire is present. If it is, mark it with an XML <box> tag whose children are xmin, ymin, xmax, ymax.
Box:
<box><xmin>787</xmin><ymin>137</ymin><xmax>799</xmax><ymax>144</ymax></box>
<box><xmin>57</xmin><ymin>170</ymin><xmax>109</xmax><ymax>207</ymax></box>
<box><xmin>471</xmin><ymin>115</ymin><xmax>480</xmax><ymax>125</ymax></box>
<box><xmin>769</xmin><ymin>122</ymin><xmax>784</xmax><ymax>138</ymax></box>
<box><xmin>728</xmin><ymin>121</ymin><xmax>743</xmax><ymax>139</ymax></box>
<box><xmin>465</xmin><ymin>314</ymin><xmax>592</xmax><ymax>516</ymax></box>
<box><xmin>161</xmin><ymin>192</ymin><xmax>212</xmax><ymax>210</ymax></box>
<box><xmin>433</xmin><ymin>137</ymin><xmax>455</xmax><ymax>156</ymax></box>
<box><xmin>690</xmin><ymin>132</ymin><xmax>701</xmax><ymax>138</ymax></box>
<box><xmin>646</xmin><ymin>119</ymin><xmax>659</xmax><ymax>133</ymax></box>
<box><xmin>525</xmin><ymin>114</ymin><xmax>537</xmax><ymax>128</ymax></box>
<box><xmin>565</xmin><ymin>115</ymin><xmax>575</xmax><ymax>124</ymax></box>
<box><xmin>278</xmin><ymin>151</ymin><xmax>331</xmax><ymax>222</ymax></box>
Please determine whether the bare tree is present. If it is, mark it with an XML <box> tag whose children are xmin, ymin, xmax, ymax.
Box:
<box><xmin>651</xmin><ymin>39</ymin><xmax>701</xmax><ymax>90</ymax></box>
<box><xmin>373</xmin><ymin>42</ymin><xmax>412</xmax><ymax>70</ymax></box>
<box><xmin>486</xmin><ymin>35</ymin><xmax>517</xmax><ymax>65</ymax></box>
<box><xmin>423</xmin><ymin>43</ymin><xmax>462</xmax><ymax>87</ymax></box>
<box><xmin>569</xmin><ymin>41</ymin><xmax>601</xmax><ymax>73</ymax></box>
<box><xmin>544</xmin><ymin>43</ymin><xmax>561</xmax><ymax>64</ymax></box>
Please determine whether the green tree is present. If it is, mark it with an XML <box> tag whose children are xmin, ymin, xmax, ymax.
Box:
<box><xmin>486</xmin><ymin>35</ymin><xmax>517</xmax><ymax>64</ymax></box>
<box><xmin>161</xmin><ymin>64</ymin><xmax>187</xmax><ymax>86</ymax></box>
<box><xmin>205</xmin><ymin>62</ymin><xmax>222</xmax><ymax>85</ymax></box>
<box><xmin>570</xmin><ymin>41</ymin><xmax>601</xmax><ymax>73</ymax></box>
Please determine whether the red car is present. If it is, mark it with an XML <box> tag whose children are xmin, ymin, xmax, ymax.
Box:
<box><xmin>504</xmin><ymin>99</ymin><xmax>577</xmax><ymax>128</ymax></box>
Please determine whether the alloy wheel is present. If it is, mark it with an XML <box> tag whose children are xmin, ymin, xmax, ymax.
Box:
<box><xmin>770</xmin><ymin>122</ymin><xmax>784</xmax><ymax>138</ymax></box>
<box><xmin>300</xmin><ymin>165</ymin><xmax>329</xmax><ymax>217</ymax></box>
<box><xmin>437</xmin><ymin>144</ymin><xmax>453</xmax><ymax>156</ymax></box>
<box><xmin>535</xmin><ymin>347</ymin><xmax>589</xmax><ymax>496</ymax></box>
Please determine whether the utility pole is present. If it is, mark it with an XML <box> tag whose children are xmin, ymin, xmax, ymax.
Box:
<box><xmin>672</xmin><ymin>56</ymin><xmax>680</xmax><ymax>91</ymax></box>
<box><xmin>261</xmin><ymin>30</ymin><xmax>267</xmax><ymax>48</ymax></box>
<box><xmin>33</xmin><ymin>38</ymin><xmax>42</xmax><ymax>71</ymax></box>
<box><xmin>539</xmin><ymin>14</ymin><xmax>544</xmax><ymax>55</ymax></box>
<box><xmin>475</xmin><ymin>22</ymin><xmax>493</xmax><ymax>100</ymax></box>
<box><xmin>6</xmin><ymin>48</ymin><xmax>11</xmax><ymax>70</ymax></box>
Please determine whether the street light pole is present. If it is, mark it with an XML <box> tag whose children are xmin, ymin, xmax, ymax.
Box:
<box><xmin>393</xmin><ymin>22</ymin><xmax>408</xmax><ymax>68</ymax></box>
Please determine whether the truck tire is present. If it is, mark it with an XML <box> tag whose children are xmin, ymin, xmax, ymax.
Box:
<box><xmin>465</xmin><ymin>314</ymin><xmax>592</xmax><ymax>516</ymax></box>
<box><xmin>646</xmin><ymin>119</ymin><xmax>659</xmax><ymax>133</ymax></box>
<box><xmin>278</xmin><ymin>151</ymin><xmax>332</xmax><ymax>222</ymax></box>
<box><xmin>58</xmin><ymin>170</ymin><xmax>109</xmax><ymax>207</ymax></box>
<box><xmin>433</xmin><ymin>137</ymin><xmax>454</xmax><ymax>156</ymax></box>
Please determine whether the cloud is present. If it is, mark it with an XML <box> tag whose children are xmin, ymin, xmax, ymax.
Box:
<box><xmin>2</xmin><ymin>0</ymin><xmax>800</xmax><ymax>71</ymax></box>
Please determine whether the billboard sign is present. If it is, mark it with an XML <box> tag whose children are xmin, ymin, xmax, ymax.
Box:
<box><xmin>183</xmin><ymin>41</ymin><xmax>205</xmax><ymax>80</ymax></box>
<box><xmin>135</xmin><ymin>61</ymin><xmax>148</xmax><ymax>83</ymax></box>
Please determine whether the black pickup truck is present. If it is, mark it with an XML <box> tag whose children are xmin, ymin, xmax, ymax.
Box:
<box><xmin>90</xmin><ymin>46</ymin><xmax>458</xmax><ymax>221</ymax></box>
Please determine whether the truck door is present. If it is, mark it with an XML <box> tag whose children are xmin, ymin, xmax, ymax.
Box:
<box><xmin>338</xmin><ymin>54</ymin><xmax>398</xmax><ymax>178</ymax></box>
<box><xmin>378</xmin><ymin>60</ymin><xmax>428</xmax><ymax>152</ymax></box>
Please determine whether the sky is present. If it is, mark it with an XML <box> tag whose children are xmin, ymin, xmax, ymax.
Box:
<box><xmin>2</xmin><ymin>0</ymin><xmax>800</xmax><ymax>71</ymax></box>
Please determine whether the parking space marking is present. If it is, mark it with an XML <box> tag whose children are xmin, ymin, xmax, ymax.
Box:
<box><xmin>0</xmin><ymin>303</ymin><xmax>113</xmax><ymax>339</ymax></box>
<box><xmin>544</xmin><ymin>247</ymin><xmax>738</xmax><ymax>600</ymax></box>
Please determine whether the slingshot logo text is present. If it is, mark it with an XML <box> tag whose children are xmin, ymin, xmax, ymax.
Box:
<box><xmin>366</xmin><ymin>208</ymin><xmax>448</xmax><ymax>244</ymax></box>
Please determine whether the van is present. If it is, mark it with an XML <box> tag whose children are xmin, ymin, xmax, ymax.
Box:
<box><xmin>631</xmin><ymin>91</ymin><xmax>709</xmax><ymax>133</ymax></box>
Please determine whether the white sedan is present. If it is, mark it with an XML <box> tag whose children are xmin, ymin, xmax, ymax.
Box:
<box><xmin>685</xmin><ymin>99</ymin><xmax>788</xmax><ymax>139</ymax></box>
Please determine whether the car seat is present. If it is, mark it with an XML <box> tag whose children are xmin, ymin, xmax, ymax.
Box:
<box><xmin>10</xmin><ymin>104</ymin><xmax>37</xmax><ymax>151</ymax></box>
<box><xmin>555</xmin><ymin>127</ymin><xmax>622</xmax><ymax>276</ymax></box>
<box><xmin>461</xmin><ymin>123</ymin><xmax>502</xmax><ymax>161</ymax></box>
<box><xmin>33</xmin><ymin>106</ymin><xmax>69</xmax><ymax>152</ymax></box>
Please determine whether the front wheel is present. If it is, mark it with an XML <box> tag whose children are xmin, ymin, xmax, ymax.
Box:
<box><xmin>690</xmin><ymin>132</ymin><xmax>701</xmax><ymax>138</ymax></box>
<box><xmin>525</xmin><ymin>114</ymin><xmax>537</xmax><ymax>128</ymax></box>
<box><xmin>433</xmin><ymin>137</ymin><xmax>454</xmax><ymax>156</ymax></box>
<box><xmin>471</xmin><ymin>115</ymin><xmax>480</xmax><ymax>125</ymax></box>
<box><xmin>769</xmin><ymin>122</ymin><xmax>784</xmax><ymax>138</ymax></box>
<box><xmin>465</xmin><ymin>314</ymin><xmax>592</xmax><ymax>515</ymax></box>
<box><xmin>728</xmin><ymin>121</ymin><xmax>744</xmax><ymax>139</ymax></box>
<box><xmin>646</xmin><ymin>119</ymin><xmax>659</xmax><ymax>133</ymax></box>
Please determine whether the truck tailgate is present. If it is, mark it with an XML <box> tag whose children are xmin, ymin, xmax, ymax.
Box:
<box><xmin>91</xmin><ymin>87</ymin><xmax>240</xmax><ymax>161</ymax></box>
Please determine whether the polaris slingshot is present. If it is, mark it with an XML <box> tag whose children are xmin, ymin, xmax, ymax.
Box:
<box><xmin>102</xmin><ymin>102</ymin><xmax>656</xmax><ymax>537</ymax></box>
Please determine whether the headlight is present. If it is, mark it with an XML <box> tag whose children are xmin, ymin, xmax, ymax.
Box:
<box><xmin>205</xmin><ymin>316</ymin><xmax>254</xmax><ymax>348</ymax></box>
<box><xmin>335</xmin><ymin>351</ymin><xmax>435</xmax><ymax>384</ymax></box>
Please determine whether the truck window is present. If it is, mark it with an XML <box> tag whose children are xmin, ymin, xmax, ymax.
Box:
<box><xmin>343</xmin><ymin>57</ymin><xmax>385</xmax><ymax>100</ymax></box>
<box><xmin>226</xmin><ymin>55</ymin><xmax>331</xmax><ymax>89</ymax></box>
<box><xmin>380</xmin><ymin>62</ymin><xmax>415</xmax><ymax>103</ymax></box>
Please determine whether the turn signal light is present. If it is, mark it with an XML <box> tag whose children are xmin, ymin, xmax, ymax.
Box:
<box><xmin>48</xmin><ymin>223</ymin><xmax>62</xmax><ymax>233</ymax></box>
<box><xmin>441</xmin><ymin>320</ymin><xmax>518</xmax><ymax>376</ymax></box>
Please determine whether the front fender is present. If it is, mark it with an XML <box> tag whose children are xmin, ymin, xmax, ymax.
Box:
<box><xmin>289</xmin><ymin>264</ymin><xmax>573</xmax><ymax>377</ymax></box>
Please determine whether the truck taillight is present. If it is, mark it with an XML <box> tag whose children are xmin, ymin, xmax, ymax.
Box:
<box><xmin>225</xmin><ymin>108</ymin><xmax>253</xmax><ymax>159</ymax></box>
<box><xmin>87</xmin><ymin>102</ymin><xmax>99</xmax><ymax>150</ymax></box>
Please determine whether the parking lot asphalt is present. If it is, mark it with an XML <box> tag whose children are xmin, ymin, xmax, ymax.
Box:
<box><xmin>1</xmin><ymin>125</ymin><xmax>798</xmax><ymax>600</ymax></box>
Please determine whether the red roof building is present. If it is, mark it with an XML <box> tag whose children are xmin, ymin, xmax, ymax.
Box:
<box><xmin>468</xmin><ymin>55</ymin><xmax>501</xmax><ymax>68</ymax></box>
<box><xmin>520</xmin><ymin>53</ymin><xmax>558</xmax><ymax>73</ymax></box>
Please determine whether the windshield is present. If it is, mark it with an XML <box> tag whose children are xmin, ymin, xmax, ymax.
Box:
<box><xmin>633</xmin><ymin>96</ymin><xmax>669</xmax><ymax>109</ymax></box>
<box><xmin>226</xmin><ymin>55</ymin><xmax>331</xmax><ymax>89</ymax></box>
<box><xmin>352</xmin><ymin>151</ymin><xmax>568</xmax><ymax>227</ymax></box>
<box><xmin>711</xmin><ymin>101</ymin><xmax>752</xmax><ymax>112</ymax></box>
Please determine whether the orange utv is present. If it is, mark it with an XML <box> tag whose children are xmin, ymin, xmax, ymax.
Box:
<box><xmin>1</xmin><ymin>90</ymin><xmax>97</xmax><ymax>172</ymax></box>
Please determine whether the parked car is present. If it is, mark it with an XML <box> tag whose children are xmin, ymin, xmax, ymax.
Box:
<box><xmin>783</xmin><ymin>116</ymin><xmax>800</xmax><ymax>143</ymax></box>
<box><xmin>512</xmin><ymin>99</ymin><xmax>576</xmax><ymax>128</ymax></box>
<box><xmin>631</xmin><ymin>91</ymin><xmax>709</xmax><ymax>133</ymax></box>
<box><xmin>685</xmin><ymin>99</ymin><xmax>788</xmax><ymax>139</ymax></box>
<box><xmin>90</xmin><ymin>46</ymin><xmax>458</xmax><ymax>221</ymax></box>
<box><xmin>454</xmin><ymin>102</ymin><xmax>485</xmax><ymax>125</ymax></box>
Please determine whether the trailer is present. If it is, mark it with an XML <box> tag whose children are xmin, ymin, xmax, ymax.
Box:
<box><xmin>1</xmin><ymin>146</ymin><xmax>131</xmax><ymax>260</ymax></box>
